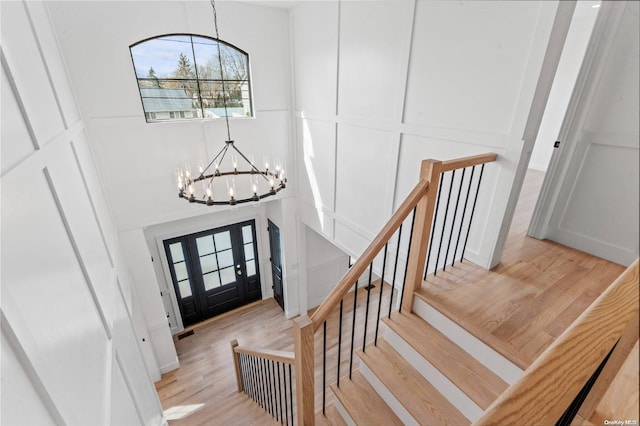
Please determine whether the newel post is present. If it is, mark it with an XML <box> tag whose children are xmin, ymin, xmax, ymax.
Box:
<box><xmin>230</xmin><ymin>339</ymin><xmax>243</xmax><ymax>393</ymax></box>
<box><xmin>294</xmin><ymin>315</ymin><xmax>315</xmax><ymax>425</ymax></box>
<box><xmin>401</xmin><ymin>159</ymin><xmax>442</xmax><ymax>313</ymax></box>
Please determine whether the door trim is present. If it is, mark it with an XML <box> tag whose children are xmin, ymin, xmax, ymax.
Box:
<box><xmin>528</xmin><ymin>2</ymin><xmax>621</xmax><ymax>239</ymax></box>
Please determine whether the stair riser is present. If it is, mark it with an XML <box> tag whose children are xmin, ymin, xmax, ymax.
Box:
<box><xmin>359</xmin><ymin>361</ymin><xmax>420</xmax><ymax>426</ymax></box>
<box><xmin>413</xmin><ymin>297</ymin><xmax>523</xmax><ymax>384</ymax></box>
<box><xmin>385</xmin><ymin>326</ymin><xmax>482</xmax><ymax>422</ymax></box>
<box><xmin>332</xmin><ymin>396</ymin><xmax>356</xmax><ymax>426</ymax></box>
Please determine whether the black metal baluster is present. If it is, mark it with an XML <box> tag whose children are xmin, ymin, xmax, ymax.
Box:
<box><xmin>239</xmin><ymin>354</ymin><xmax>247</xmax><ymax>396</ymax></box>
<box><xmin>389</xmin><ymin>224</ymin><xmax>403</xmax><ymax>318</ymax></box>
<box><xmin>266</xmin><ymin>357</ymin><xmax>274</xmax><ymax>415</ymax></box>
<box><xmin>260</xmin><ymin>358</ymin><xmax>269</xmax><ymax>414</ymax></box>
<box><xmin>435</xmin><ymin>171</ymin><xmax>455</xmax><ymax>275</ymax></box>
<box><xmin>277</xmin><ymin>363</ymin><xmax>284</xmax><ymax>424</ymax></box>
<box><xmin>256</xmin><ymin>356</ymin><xmax>264</xmax><ymax>409</ymax></box>
<box><xmin>247</xmin><ymin>354</ymin><xmax>253</xmax><ymax>399</ymax></box>
<box><xmin>362</xmin><ymin>263</ymin><xmax>373</xmax><ymax>352</ymax></box>
<box><xmin>282</xmin><ymin>363</ymin><xmax>289</xmax><ymax>426</ymax></box>
<box><xmin>444</xmin><ymin>168</ymin><xmax>465</xmax><ymax>271</ymax></box>
<box><xmin>322</xmin><ymin>320</ymin><xmax>326</xmax><ymax>415</ymax></box>
<box><xmin>251</xmin><ymin>356</ymin><xmax>258</xmax><ymax>403</ymax></box>
<box><xmin>374</xmin><ymin>243</ymin><xmax>388</xmax><ymax>345</ymax></box>
<box><xmin>272</xmin><ymin>360</ymin><xmax>280</xmax><ymax>422</ymax></box>
<box><xmin>337</xmin><ymin>299</ymin><xmax>343</xmax><ymax>387</ymax></box>
<box><xmin>288</xmin><ymin>364</ymin><xmax>294</xmax><ymax>426</ymax></box>
<box><xmin>424</xmin><ymin>174</ymin><xmax>445</xmax><ymax>279</ymax></box>
<box><xmin>453</xmin><ymin>166</ymin><xmax>475</xmax><ymax>266</ymax></box>
<box><xmin>349</xmin><ymin>278</ymin><xmax>358</xmax><ymax>379</ymax></box>
<box><xmin>399</xmin><ymin>208</ymin><xmax>416</xmax><ymax>313</ymax></box>
<box><xmin>461</xmin><ymin>164</ymin><xmax>485</xmax><ymax>260</ymax></box>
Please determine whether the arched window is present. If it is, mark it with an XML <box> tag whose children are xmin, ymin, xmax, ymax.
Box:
<box><xmin>130</xmin><ymin>34</ymin><xmax>252</xmax><ymax>122</ymax></box>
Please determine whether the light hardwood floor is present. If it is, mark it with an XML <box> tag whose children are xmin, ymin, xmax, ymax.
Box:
<box><xmin>155</xmin><ymin>169</ymin><xmax>637</xmax><ymax>425</ymax></box>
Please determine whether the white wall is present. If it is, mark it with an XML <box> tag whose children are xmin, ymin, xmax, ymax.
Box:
<box><xmin>529</xmin><ymin>1</ymin><xmax>601</xmax><ymax>172</ymax></box>
<box><xmin>46</xmin><ymin>0</ymin><xmax>295</xmax><ymax>366</ymax></box>
<box><xmin>1</xmin><ymin>1</ymin><xmax>163</xmax><ymax>424</ymax></box>
<box><xmin>292</xmin><ymin>0</ymin><xmax>559</xmax><ymax>271</ymax></box>
<box><xmin>305</xmin><ymin>226</ymin><xmax>349</xmax><ymax>309</ymax></box>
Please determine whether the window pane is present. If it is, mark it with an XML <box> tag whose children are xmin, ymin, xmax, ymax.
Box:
<box><xmin>219</xmin><ymin>267</ymin><xmax>236</xmax><ymax>286</ymax></box>
<box><xmin>178</xmin><ymin>279</ymin><xmax>192</xmax><ymax>298</ymax></box>
<box><xmin>169</xmin><ymin>243</ymin><xmax>184</xmax><ymax>262</ymax></box>
<box><xmin>199</xmin><ymin>254</ymin><xmax>218</xmax><ymax>274</ymax></box>
<box><xmin>214</xmin><ymin>231</ymin><xmax>232</xmax><ymax>251</ymax></box>
<box><xmin>246</xmin><ymin>260</ymin><xmax>256</xmax><ymax>277</ymax></box>
<box><xmin>196</xmin><ymin>235</ymin><xmax>215</xmax><ymax>256</ymax></box>
<box><xmin>131</xmin><ymin>35</ymin><xmax>195</xmax><ymax>79</ymax></box>
<box><xmin>174</xmin><ymin>261</ymin><xmax>188</xmax><ymax>281</ymax></box>
<box><xmin>244</xmin><ymin>243</ymin><xmax>254</xmax><ymax>261</ymax></box>
<box><xmin>217</xmin><ymin>249</ymin><xmax>234</xmax><ymax>269</ymax></box>
<box><xmin>203</xmin><ymin>272</ymin><xmax>221</xmax><ymax>291</ymax></box>
<box><xmin>242</xmin><ymin>225</ymin><xmax>253</xmax><ymax>244</ymax></box>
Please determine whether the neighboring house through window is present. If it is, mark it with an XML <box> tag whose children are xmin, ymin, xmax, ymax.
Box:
<box><xmin>130</xmin><ymin>34</ymin><xmax>253</xmax><ymax>122</ymax></box>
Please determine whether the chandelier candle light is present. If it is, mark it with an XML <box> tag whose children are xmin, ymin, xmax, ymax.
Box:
<box><xmin>175</xmin><ymin>0</ymin><xmax>286</xmax><ymax>206</ymax></box>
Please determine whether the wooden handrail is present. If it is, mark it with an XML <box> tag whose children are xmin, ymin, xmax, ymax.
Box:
<box><xmin>233</xmin><ymin>345</ymin><xmax>295</xmax><ymax>365</ymax></box>
<box><xmin>440</xmin><ymin>153</ymin><xmax>498</xmax><ymax>173</ymax></box>
<box><xmin>309</xmin><ymin>178</ymin><xmax>430</xmax><ymax>330</ymax></box>
<box><xmin>473</xmin><ymin>258</ymin><xmax>639</xmax><ymax>426</ymax></box>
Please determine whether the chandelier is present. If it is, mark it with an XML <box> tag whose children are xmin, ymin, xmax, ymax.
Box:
<box><xmin>175</xmin><ymin>0</ymin><xmax>286</xmax><ymax>206</ymax></box>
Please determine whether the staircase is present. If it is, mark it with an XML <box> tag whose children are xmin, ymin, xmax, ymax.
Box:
<box><xmin>321</xmin><ymin>285</ymin><xmax>519</xmax><ymax>425</ymax></box>
<box><xmin>230</xmin><ymin>153</ymin><xmax>638</xmax><ymax>425</ymax></box>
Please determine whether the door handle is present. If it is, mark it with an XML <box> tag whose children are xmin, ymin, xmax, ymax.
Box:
<box><xmin>236</xmin><ymin>264</ymin><xmax>242</xmax><ymax>276</ymax></box>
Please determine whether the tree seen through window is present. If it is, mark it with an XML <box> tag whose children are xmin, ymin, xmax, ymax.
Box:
<box><xmin>130</xmin><ymin>34</ymin><xmax>252</xmax><ymax>122</ymax></box>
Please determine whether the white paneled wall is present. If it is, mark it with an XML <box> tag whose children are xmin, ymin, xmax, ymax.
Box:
<box><xmin>1</xmin><ymin>1</ymin><xmax>164</xmax><ymax>424</ymax></box>
<box><xmin>292</xmin><ymin>0</ymin><xmax>559</xmax><ymax>269</ymax></box>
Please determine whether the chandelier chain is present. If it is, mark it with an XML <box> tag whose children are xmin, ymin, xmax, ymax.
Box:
<box><xmin>210</xmin><ymin>0</ymin><xmax>232</xmax><ymax>142</ymax></box>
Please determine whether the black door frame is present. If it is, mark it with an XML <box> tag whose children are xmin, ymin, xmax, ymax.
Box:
<box><xmin>268</xmin><ymin>219</ymin><xmax>284</xmax><ymax>311</ymax></box>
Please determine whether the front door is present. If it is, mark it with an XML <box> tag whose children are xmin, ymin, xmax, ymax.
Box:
<box><xmin>164</xmin><ymin>220</ymin><xmax>262</xmax><ymax>327</ymax></box>
<box><xmin>268</xmin><ymin>220</ymin><xmax>284</xmax><ymax>310</ymax></box>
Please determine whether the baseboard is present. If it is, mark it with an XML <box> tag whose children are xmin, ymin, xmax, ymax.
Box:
<box><xmin>159</xmin><ymin>360</ymin><xmax>179</xmax><ymax>374</ymax></box>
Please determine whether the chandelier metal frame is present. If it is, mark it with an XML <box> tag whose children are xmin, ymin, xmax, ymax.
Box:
<box><xmin>175</xmin><ymin>0</ymin><xmax>286</xmax><ymax>206</ymax></box>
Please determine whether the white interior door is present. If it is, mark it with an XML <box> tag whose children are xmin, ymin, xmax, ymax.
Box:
<box><xmin>530</xmin><ymin>1</ymin><xmax>639</xmax><ymax>266</ymax></box>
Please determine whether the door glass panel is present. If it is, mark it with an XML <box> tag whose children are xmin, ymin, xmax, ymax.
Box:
<box><xmin>170</xmin><ymin>243</ymin><xmax>185</xmax><ymax>262</ymax></box>
<box><xmin>246</xmin><ymin>260</ymin><xmax>256</xmax><ymax>277</ymax></box>
<box><xmin>219</xmin><ymin>267</ymin><xmax>235</xmax><ymax>285</ymax></box>
<box><xmin>242</xmin><ymin>225</ymin><xmax>253</xmax><ymax>243</ymax></box>
<box><xmin>217</xmin><ymin>249</ymin><xmax>234</xmax><ymax>268</ymax></box>
<box><xmin>199</xmin><ymin>254</ymin><xmax>218</xmax><ymax>274</ymax></box>
<box><xmin>244</xmin><ymin>243</ymin><xmax>254</xmax><ymax>261</ymax></box>
<box><xmin>174</xmin><ymin>261</ymin><xmax>188</xmax><ymax>281</ymax></box>
<box><xmin>196</xmin><ymin>235</ymin><xmax>215</xmax><ymax>256</ymax></box>
<box><xmin>203</xmin><ymin>272</ymin><xmax>221</xmax><ymax>290</ymax></box>
<box><xmin>178</xmin><ymin>279</ymin><xmax>192</xmax><ymax>298</ymax></box>
<box><xmin>214</xmin><ymin>231</ymin><xmax>232</xmax><ymax>251</ymax></box>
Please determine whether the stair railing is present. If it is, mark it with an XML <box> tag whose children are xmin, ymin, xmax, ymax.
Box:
<box><xmin>294</xmin><ymin>153</ymin><xmax>497</xmax><ymax>425</ymax></box>
<box><xmin>473</xmin><ymin>258</ymin><xmax>639</xmax><ymax>426</ymax></box>
<box><xmin>231</xmin><ymin>340</ymin><xmax>296</xmax><ymax>425</ymax></box>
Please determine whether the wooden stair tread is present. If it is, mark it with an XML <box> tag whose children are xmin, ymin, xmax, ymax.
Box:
<box><xmin>358</xmin><ymin>340</ymin><xmax>470</xmax><ymax>426</ymax></box>
<box><xmin>330</xmin><ymin>371</ymin><xmax>403</xmax><ymax>426</ymax></box>
<box><xmin>415</xmin><ymin>286</ymin><xmax>533</xmax><ymax>369</ymax></box>
<box><xmin>383</xmin><ymin>311</ymin><xmax>509</xmax><ymax>409</ymax></box>
<box><xmin>315</xmin><ymin>404</ymin><xmax>348</xmax><ymax>426</ymax></box>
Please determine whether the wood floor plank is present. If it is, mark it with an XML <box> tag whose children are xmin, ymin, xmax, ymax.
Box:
<box><xmin>383</xmin><ymin>311</ymin><xmax>508</xmax><ymax>409</ymax></box>
<box><xmin>330</xmin><ymin>371</ymin><xmax>403</xmax><ymax>426</ymax></box>
<box><xmin>358</xmin><ymin>339</ymin><xmax>470</xmax><ymax>426</ymax></box>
